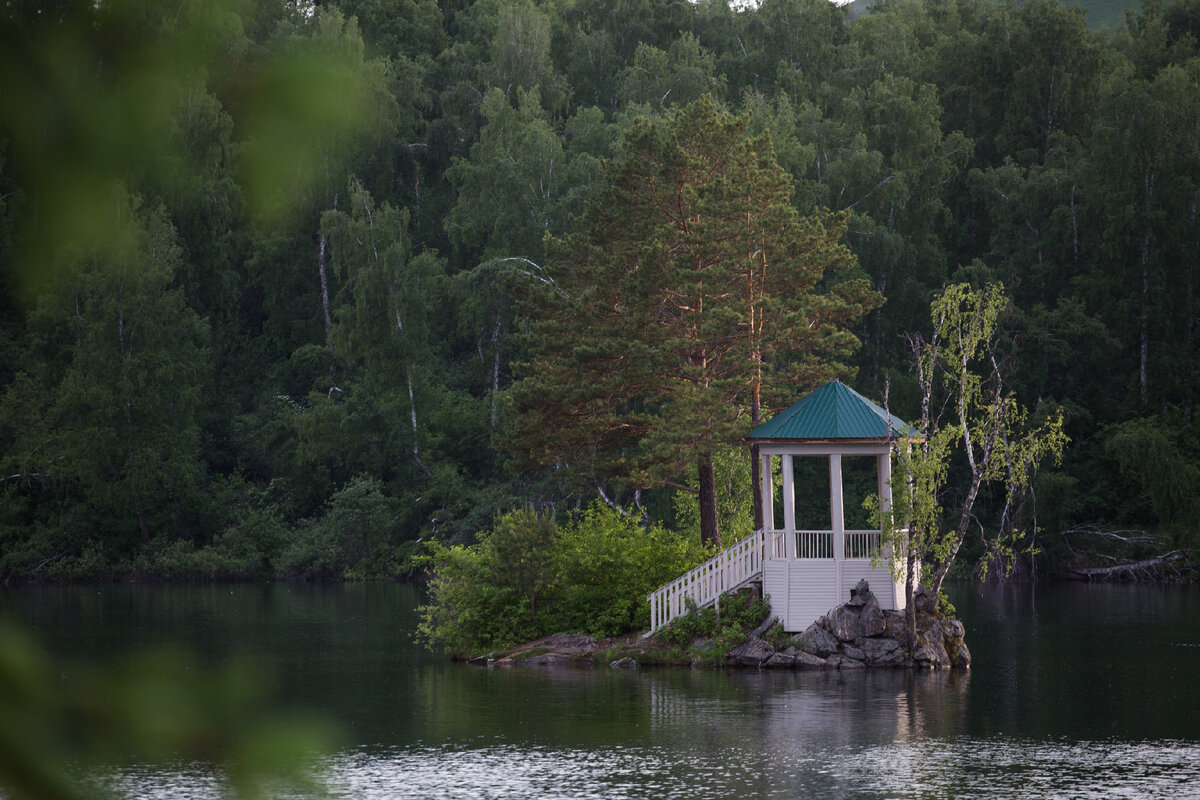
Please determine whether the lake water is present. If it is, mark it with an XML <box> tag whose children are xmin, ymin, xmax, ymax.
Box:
<box><xmin>4</xmin><ymin>581</ymin><xmax>1200</xmax><ymax>799</ymax></box>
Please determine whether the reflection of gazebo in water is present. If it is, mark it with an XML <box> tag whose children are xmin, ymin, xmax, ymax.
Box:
<box><xmin>647</xmin><ymin>380</ymin><xmax>918</xmax><ymax>634</ymax></box>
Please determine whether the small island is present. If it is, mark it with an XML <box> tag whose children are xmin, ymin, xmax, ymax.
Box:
<box><xmin>472</xmin><ymin>580</ymin><xmax>969</xmax><ymax>671</ymax></box>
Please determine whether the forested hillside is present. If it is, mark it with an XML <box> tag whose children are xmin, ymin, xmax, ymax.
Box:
<box><xmin>1</xmin><ymin>0</ymin><xmax>1198</xmax><ymax>581</ymax></box>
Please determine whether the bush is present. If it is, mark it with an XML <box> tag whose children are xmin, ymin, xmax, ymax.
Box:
<box><xmin>658</xmin><ymin>589</ymin><xmax>771</xmax><ymax>662</ymax></box>
<box><xmin>417</xmin><ymin>503</ymin><xmax>709</xmax><ymax>655</ymax></box>
<box><xmin>275</xmin><ymin>475</ymin><xmax>396</xmax><ymax>580</ymax></box>
<box><xmin>415</xmin><ymin>540</ymin><xmax>543</xmax><ymax>657</ymax></box>
<box><xmin>555</xmin><ymin>506</ymin><xmax>707</xmax><ymax>637</ymax></box>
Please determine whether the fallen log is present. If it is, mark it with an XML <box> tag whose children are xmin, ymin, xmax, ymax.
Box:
<box><xmin>1069</xmin><ymin>551</ymin><xmax>1188</xmax><ymax>580</ymax></box>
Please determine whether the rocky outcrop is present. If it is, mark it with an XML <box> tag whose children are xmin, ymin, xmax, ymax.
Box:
<box><xmin>468</xmin><ymin>632</ymin><xmax>601</xmax><ymax>667</ymax></box>
<box><xmin>729</xmin><ymin>580</ymin><xmax>971</xmax><ymax>670</ymax></box>
<box><xmin>464</xmin><ymin>581</ymin><xmax>970</xmax><ymax>671</ymax></box>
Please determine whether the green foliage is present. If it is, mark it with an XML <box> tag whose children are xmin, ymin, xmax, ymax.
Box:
<box><xmin>0</xmin><ymin>0</ymin><xmax>1198</xmax><ymax>583</ymax></box>
<box><xmin>275</xmin><ymin>475</ymin><xmax>398</xmax><ymax>580</ymax></box>
<box><xmin>417</xmin><ymin>503</ymin><xmax>707</xmax><ymax>655</ymax></box>
<box><xmin>509</xmin><ymin>95</ymin><xmax>880</xmax><ymax>548</ymax></box>
<box><xmin>874</xmin><ymin>284</ymin><xmax>1069</xmax><ymax>606</ymax></box>
<box><xmin>657</xmin><ymin>590</ymin><xmax>771</xmax><ymax>662</ymax></box>
<box><xmin>1105</xmin><ymin>416</ymin><xmax>1200</xmax><ymax>544</ymax></box>
<box><xmin>416</xmin><ymin>538</ymin><xmax>542</xmax><ymax>657</ymax></box>
<box><xmin>554</xmin><ymin>504</ymin><xmax>708</xmax><ymax>637</ymax></box>
<box><xmin>0</xmin><ymin>618</ymin><xmax>335</xmax><ymax>800</ymax></box>
<box><xmin>672</xmin><ymin>446</ymin><xmax>756</xmax><ymax>545</ymax></box>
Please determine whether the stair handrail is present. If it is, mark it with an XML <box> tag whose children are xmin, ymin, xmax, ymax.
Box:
<box><xmin>646</xmin><ymin>529</ymin><xmax>766</xmax><ymax>635</ymax></box>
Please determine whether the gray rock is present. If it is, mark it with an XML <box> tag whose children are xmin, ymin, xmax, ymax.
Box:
<box><xmin>913</xmin><ymin>637</ymin><xmax>950</xmax><ymax>668</ymax></box>
<box><xmin>794</xmin><ymin>650</ymin><xmax>829</xmax><ymax>669</ymax></box>
<box><xmin>838</xmin><ymin>656</ymin><xmax>866</xmax><ymax>669</ymax></box>
<box><xmin>763</xmin><ymin>652</ymin><xmax>795</xmax><ymax>669</ymax></box>
<box><xmin>951</xmin><ymin>638</ymin><xmax>971</xmax><ymax>668</ymax></box>
<box><xmin>914</xmin><ymin>588</ymin><xmax>937</xmax><ymax>615</ymax></box>
<box><xmin>830</xmin><ymin>606</ymin><xmax>863</xmax><ymax>642</ymax></box>
<box><xmin>751</xmin><ymin>615</ymin><xmax>780</xmax><ymax>639</ymax></box>
<box><xmin>520</xmin><ymin>651</ymin><xmax>572</xmax><ymax>667</ymax></box>
<box><xmin>859</xmin><ymin>637</ymin><xmax>900</xmax><ymax>663</ymax></box>
<box><xmin>842</xmin><ymin>645</ymin><xmax>866</xmax><ymax>662</ymax></box>
<box><xmin>861</xmin><ymin>603</ymin><xmax>886</xmax><ymax>637</ymax></box>
<box><xmin>847</xmin><ymin>579</ymin><xmax>872</xmax><ymax>607</ymax></box>
<box><xmin>872</xmin><ymin>649</ymin><xmax>909</xmax><ymax>667</ymax></box>
<box><xmin>944</xmin><ymin>618</ymin><xmax>965</xmax><ymax>639</ymax></box>
<box><xmin>801</xmin><ymin>623</ymin><xmax>840</xmax><ymax>657</ymax></box>
<box><xmin>729</xmin><ymin>636</ymin><xmax>775</xmax><ymax>666</ymax></box>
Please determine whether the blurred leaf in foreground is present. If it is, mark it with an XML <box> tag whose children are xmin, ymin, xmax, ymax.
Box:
<box><xmin>0</xmin><ymin>617</ymin><xmax>337</xmax><ymax>800</ymax></box>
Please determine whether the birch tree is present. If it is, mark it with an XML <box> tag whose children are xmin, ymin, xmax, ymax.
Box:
<box><xmin>876</xmin><ymin>283</ymin><xmax>1067</xmax><ymax>650</ymax></box>
<box><xmin>321</xmin><ymin>178</ymin><xmax>443</xmax><ymax>480</ymax></box>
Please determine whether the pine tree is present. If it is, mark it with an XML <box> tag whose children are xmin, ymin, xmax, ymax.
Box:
<box><xmin>509</xmin><ymin>97</ymin><xmax>879</xmax><ymax>548</ymax></box>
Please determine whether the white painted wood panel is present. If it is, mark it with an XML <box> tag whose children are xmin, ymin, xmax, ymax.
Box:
<box><xmin>786</xmin><ymin>561</ymin><xmax>839</xmax><ymax>631</ymax></box>
<box><xmin>839</xmin><ymin>561</ymin><xmax>901</xmax><ymax>611</ymax></box>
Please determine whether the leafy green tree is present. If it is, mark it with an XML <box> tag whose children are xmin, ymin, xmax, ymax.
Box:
<box><xmin>1085</xmin><ymin>59</ymin><xmax>1200</xmax><ymax>411</ymax></box>
<box><xmin>323</xmin><ymin>178</ymin><xmax>446</xmax><ymax>485</ymax></box>
<box><xmin>11</xmin><ymin>191</ymin><xmax>209</xmax><ymax>556</ymax></box>
<box><xmin>481</xmin><ymin>506</ymin><xmax>558</xmax><ymax>619</ymax></box>
<box><xmin>509</xmin><ymin>97</ymin><xmax>879</xmax><ymax>548</ymax></box>
<box><xmin>615</xmin><ymin>33</ymin><xmax>728</xmax><ymax>111</ymax></box>
<box><xmin>416</xmin><ymin>502</ymin><xmax>707</xmax><ymax>653</ymax></box>
<box><xmin>876</xmin><ymin>284</ymin><xmax>1066</xmax><ymax>649</ymax></box>
<box><xmin>275</xmin><ymin>474</ymin><xmax>397</xmax><ymax>579</ymax></box>
<box><xmin>554</xmin><ymin>503</ymin><xmax>707</xmax><ymax>637</ymax></box>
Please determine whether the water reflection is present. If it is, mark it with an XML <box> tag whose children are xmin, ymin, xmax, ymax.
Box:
<box><xmin>8</xmin><ymin>582</ymin><xmax>1200</xmax><ymax>800</ymax></box>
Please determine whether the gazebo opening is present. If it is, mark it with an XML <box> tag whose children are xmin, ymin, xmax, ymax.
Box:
<box><xmin>788</xmin><ymin>456</ymin><xmax>829</xmax><ymax>531</ymax></box>
<box><xmin>841</xmin><ymin>455</ymin><xmax>878</xmax><ymax>530</ymax></box>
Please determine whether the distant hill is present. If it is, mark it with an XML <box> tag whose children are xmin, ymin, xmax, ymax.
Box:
<box><xmin>843</xmin><ymin>0</ymin><xmax>1135</xmax><ymax>29</ymax></box>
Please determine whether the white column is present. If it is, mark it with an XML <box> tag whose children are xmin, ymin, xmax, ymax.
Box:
<box><xmin>761</xmin><ymin>452</ymin><xmax>774</xmax><ymax>532</ymax></box>
<box><xmin>830</xmin><ymin>453</ymin><xmax>844</xmax><ymax>561</ymax></box>
<box><xmin>781</xmin><ymin>454</ymin><xmax>795</xmax><ymax>558</ymax></box>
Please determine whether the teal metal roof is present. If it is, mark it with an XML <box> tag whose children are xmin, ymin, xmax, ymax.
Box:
<box><xmin>747</xmin><ymin>381</ymin><xmax>918</xmax><ymax>441</ymax></box>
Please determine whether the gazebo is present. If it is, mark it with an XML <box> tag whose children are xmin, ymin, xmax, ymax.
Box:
<box><xmin>647</xmin><ymin>380</ymin><xmax>918</xmax><ymax>634</ymax></box>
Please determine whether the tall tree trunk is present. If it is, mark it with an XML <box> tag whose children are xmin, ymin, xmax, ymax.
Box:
<box><xmin>490</xmin><ymin>307</ymin><xmax>502</xmax><ymax>429</ymax></box>
<box><xmin>318</xmin><ymin>231</ymin><xmax>333</xmax><ymax>350</ymax></box>
<box><xmin>318</xmin><ymin>193</ymin><xmax>337</xmax><ymax>351</ymax></box>
<box><xmin>751</xmin><ymin>389</ymin><xmax>763</xmax><ymax>532</ymax></box>
<box><xmin>406</xmin><ymin>364</ymin><xmax>432</xmax><ymax>478</ymax></box>
<box><xmin>904</xmin><ymin>534</ymin><xmax>918</xmax><ymax>654</ymax></box>
<box><xmin>698</xmin><ymin>451</ymin><xmax>721</xmax><ymax>550</ymax></box>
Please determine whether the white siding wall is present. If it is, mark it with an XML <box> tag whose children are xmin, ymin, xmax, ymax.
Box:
<box><xmin>765</xmin><ymin>558</ymin><xmax>907</xmax><ymax>632</ymax></box>
<box><xmin>786</xmin><ymin>561</ymin><xmax>839</xmax><ymax>631</ymax></box>
<box><xmin>839</xmin><ymin>561</ymin><xmax>901</xmax><ymax>611</ymax></box>
<box><xmin>763</xmin><ymin>560</ymin><xmax>789</xmax><ymax>625</ymax></box>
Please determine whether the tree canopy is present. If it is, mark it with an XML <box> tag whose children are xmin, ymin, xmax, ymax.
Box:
<box><xmin>0</xmin><ymin>0</ymin><xmax>1197</xmax><ymax>581</ymax></box>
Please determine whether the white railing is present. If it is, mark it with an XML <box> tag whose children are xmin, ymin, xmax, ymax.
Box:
<box><xmin>795</xmin><ymin>530</ymin><xmax>834</xmax><ymax>558</ymax></box>
<box><xmin>646</xmin><ymin>530</ymin><xmax>765</xmax><ymax>635</ymax></box>
<box><xmin>767</xmin><ymin>530</ymin><xmax>789</xmax><ymax>558</ymax></box>
<box><xmin>844</xmin><ymin>530</ymin><xmax>882</xmax><ymax>559</ymax></box>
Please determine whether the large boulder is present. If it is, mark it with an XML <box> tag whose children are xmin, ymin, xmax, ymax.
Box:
<box><xmin>728</xmin><ymin>635</ymin><xmax>775</xmax><ymax>667</ymax></box>
<box><xmin>801</xmin><ymin>621</ymin><xmax>840</xmax><ymax>657</ymax></box>
<box><xmin>767</xmin><ymin>581</ymin><xmax>970</xmax><ymax>671</ymax></box>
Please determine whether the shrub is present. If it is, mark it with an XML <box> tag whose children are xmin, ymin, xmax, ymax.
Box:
<box><xmin>275</xmin><ymin>475</ymin><xmax>395</xmax><ymax>580</ymax></box>
<box><xmin>554</xmin><ymin>505</ymin><xmax>707</xmax><ymax>638</ymax></box>
<box><xmin>415</xmin><ymin>540</ymin><xmax>541</xmax><ymax>657</ymax></box>
<box><xmin>657</xmin><ymin>589</ymin><xmax>771</xmax><ymax>661</ymax></box>
<box><xmin>417</xmin><ymin>503</ymin><xmax>709</xmax><ymax>655</ymax></box>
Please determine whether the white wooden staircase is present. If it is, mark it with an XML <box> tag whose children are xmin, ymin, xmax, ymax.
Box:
<box><xmin>645</xmin><ymin>530</ymin><xmax>767</xmax><ymax>635</ymax></box>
